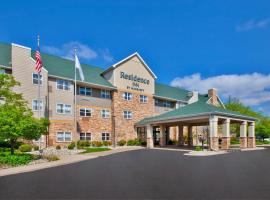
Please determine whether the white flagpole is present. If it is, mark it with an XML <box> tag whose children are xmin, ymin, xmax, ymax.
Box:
<box><xmin>37</xmin><ymin>35</ymin><xmax>41</xmax><ymax>150</ymax></box>
<box><xmin>74</xmin><ymin>48</ymin><xmax>78</xmax><ymax>150</ymax></box>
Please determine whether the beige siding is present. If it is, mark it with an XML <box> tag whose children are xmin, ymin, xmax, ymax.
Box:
<box><xmin>11</xmin><ymin>44</ymin><xmax>48</xmax><ymax>118</ymax></box>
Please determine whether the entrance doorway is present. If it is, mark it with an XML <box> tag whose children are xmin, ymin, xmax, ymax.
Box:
<box><xmin>153</xmin><ymin>126</ymin><xmax>160</xmax><ymax>146</ymax></box>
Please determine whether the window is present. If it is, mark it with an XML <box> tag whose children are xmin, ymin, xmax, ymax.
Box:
<box><xmin>56</xmin><ymin>132</ymin><xmax>72</xmax><ymax>142</ymax></box>
<box><xmin>32</xmin><ymin>99</ymin><xmax>43</xmax><ymax>111</ymax></box>
<box><xmin>140</xmin><ymin>95</ymin><xmax>148</xmax><ymax>103</ymax></box>
<box><xmin>163</xmin><ymin>101</ymin><xmax>172</xmax><ymax>108</ymax></box>
<box><xmin>123</xmin><ymin>92</ymin><xmax>133</xmax><ymax>101</ymax></box>
<box><xmin>155</xmin><ymin>99</ymin><xmax>159</xmax><ymax>106</ymax></box>
<box><xmin>101</xmin><ymin>109</ymin><xmax>110</xmax><ymax>118</ymax></box>
<box><xmin>79</xmin><ymin>87</ymin><xmax>92</xmax><ymax>96</ymax></box>
<box><xmin>102</xmin><ymin>133</ymin><xmax>110</xmax><ymax>141</ymax></box>
<box><xmin>123</xmin><ymin>110</ymin><xmax>132</xmax><ymax>119</ymax></box>
<box><xmin>32</xmin><ymin>73</ymin><xmax>42</xmax><ymax>85</ymax></box>
<box><xmin>56</xmin><ymin>103</ymin><xmax>72</xmax><ymax>114</ymax></box>
<box><xmin>101</xmin><ymin>90</ymin><xmax>110</xmax><ymax>99</ymax></box>
<box><xmin>56</xmin><ymin>79</ymin><xmax>70</xmax><ymax>91</ymax></box>
<box><xmin>80</xmin><ymin>108</ymin><xmax>92</xmax><ymax>117</ymax></box>
<box><xmin>80</xmin><ymin>133</ymin><xmax>91</xmax><ymax>141</ymax></box>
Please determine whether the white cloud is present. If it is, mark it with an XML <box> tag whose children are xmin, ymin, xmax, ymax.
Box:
<box><xmin>170</xmin><ymin>73</ymin><xmax>270</xmax><ymax>109</ymax></box>
<box><xmin>42</xmin><ymin>41</ymin><xmax>113</xmax><ymax>63</ymax></box>
<box><xmin>236</xmin><ymin>18</ymin><xmax>270</xmax><ymax>32</ymax></box>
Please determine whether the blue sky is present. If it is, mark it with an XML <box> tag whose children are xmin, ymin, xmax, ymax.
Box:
<box><xmin>0</xmin><ymin>0</ymin><xmax>270</xmax><ymax>115</ymax></box>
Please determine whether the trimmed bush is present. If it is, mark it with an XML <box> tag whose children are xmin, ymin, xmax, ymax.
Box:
<box><xmin>127</xmin><ymin>139</ymin><xmax>140</xmax><ymax>146</ymax></box>
<box><xmin>92</xmin><ymin>141</ymin><xmax>103</xmax><ymax>147</ymax></box>
<box><xmin>195</xmin><ymin>146</ymin><xmax>203</xmax><ymax>151</ymax></box>
<box><xmin>118</xmin><ymin>140</ymin><xmax>126</xmax><ymax>146</ymax></box>
<box><xmin>102</xmin><ymin>141</ymin><xmax>112</xmax><ymax>146</ymax></box>
<box><xmin>77</xmin><ymin>140</ymin><xmax>90</xmax><ymax>149</ymax></box>
<box><xmin>68</xmin><ymin>142</ymin><xmax>75</xmax><ymax>150</ymax></box>
<box><xmin>43</xmin><ymin>154</ymin><xmax>59</xmax><ymax>162</ymax></box>
<box><xmin>56</xmin><ymin>145</ymin><xmax>61</xmax><ymax>150</ymax></box>
<box><xmin>18</xmin><ymin>144</ymin><xmax>32</xmax><ymax>152</ymax></box>
<box><xmin>33</xmin><ymin>145</ymin><xmax>39</xmax><ymax>151</ymax></box>
<box><xmin>0</xmin><ymin>153</ymin><xmax>34</xmax><ymax>166</ymax></box>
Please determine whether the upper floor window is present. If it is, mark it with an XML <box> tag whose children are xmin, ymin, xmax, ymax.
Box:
<box><xmin>163</xmin><ymin>101</ymin><xmax>172</xmax><ymax>108</ymax></box>
<box><xmin>123</xmin><ymin>92</ymin><xmax>133</xmax><ymax>101</ymax></box>
<box><xmin>56</xmin><ymin>132</ymin><xmax>72</xmax><ymax>142</ymax></box>
<box><xmin>80</xmin><ymin>133</ymin><xmax>91</xmax><ymax>141</ymax></box>
<box><xmin>80</xmin><ymin>108</ymin><xmax>92</xmax><ymax>117</ymax></box>
<box><xmin>140</xmin><ymin>95</ymin><xmax>148</xmax><ymax>103</ymax></box>
<box><xmin>155</xmin><ymin>99</ymin><xmax>159</xmax><ymax>106</ymax></box>
<box><xmin>101</xmin><ymin>109</ymin><xmax>110</xmax><ymax>118</ymax></box>
<box><xmin>123</xmin><ymin>110</ymin><xmax>132</xmax><ymax>119</ymax></box>
<box><xmin>32</xmin><ymin>99</ymin><xmax>43</xmax><ymax>111</ymax></box>
<box><xmin>101</xmin><ymin>90</ymin><xmax>110</xmax><ymax>99</ymax></box>
<box><xmin>101</xmin><ymin>133</ymin><xmax>110</xmax><ymax>141</ymax></box>
<box><xmin>79</xmin><ymin>86</ymin><xmax>92</xmax><ymax>96</ymax></box>
<box><xmin>57</xmin><ymin>79</ymin><xmax>70</xmax><ymax>91</ymax></box>
<box><xmin>32</xmin><ymin>73</ymin><xmax>42</xmax><ymax>85</ymax></box>
<box><xmin>56</xmin><ymin>103</ymin><xmax>72</xmax><ymax>114</ymax></box>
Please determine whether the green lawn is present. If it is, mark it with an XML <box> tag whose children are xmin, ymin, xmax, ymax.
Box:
<box><xmin>81</xmin><ymin>147</ymin><xmax>111</xmax><ymax>154</ymax></box>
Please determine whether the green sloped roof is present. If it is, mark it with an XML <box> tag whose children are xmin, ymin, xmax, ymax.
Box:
<box><xmin>30</xmin><ymin>51</ymin><xmax>115</xmax><ymax>88</ymax></box>
<box><xmin>136</xmin><ymin>100</ymin><xmax>255</xmax><ymax>125</ymax></box>
<box><xmin>154</xmin><ymin>83</ymin><xmax>190</xmax><ymax>101</ymax></box>
<box><xmin>0</xmin><ymin>43</ymin><xmax>11</xmax><ymax>67</ymax></box>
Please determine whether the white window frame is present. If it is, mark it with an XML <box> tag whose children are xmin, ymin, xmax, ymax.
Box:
<box><xmin>32</xmin><ymin>73</ymin><xmax>43</xmax><ymax>86</ymax></box>
<box><xmin>123</xmin><ymin>110</ymin><xmax>132</xmax><ymax>119</ymax></box>
<box><xmin>101</xmin><ymin>133</ymin><xmax>110</xmax><ymax>141</ymax></box>
<box><xmin>140</xmin><ymin>95</ymin><xmax>148</xmax><ymax>103</ymax></box>
<box><xmin>123</xmin><ymin>92</ymin><xmax>133</xmax><ymax>101</ymax></box>
<box><xmin>32</xmin><ymin>99</ymin><xmax>43</xmax><ymax>111</ymax></box>
<box><xmin>101</xmin><ymin>90</ymin><xmax>111</xmax><ymax>99</ymax></box>
<box><xmin>56</xmin><ymin>79</ymin><xmax>71</xmax><ymax>91</ymax></box>
<box><xmin>80</xmin><ymin>132</ymin><xmax>91</xmax><ymax>141</ymax></box>
<box><xmin>79</xmin><ymin>86</ymin><xmax>92</xmax><ymax>96</ymax></box>
<box><xmin>163</xmin><ymin>101</ymin><xmax>172</xmax><ymax>108</ymax></box>
<box><xmin>101</xmin><ymin>109</ymin><xmax>110</xmax><ymax>118</ymax></box>
<box><xmin>56</xmin><ymin>132</ymin><xmax>72</xmax><ymax>142</ymax></box>
<box><xmin>56</xmin><ymin>103</ymin><xmax>72</xmax><ymax>114</ymax></box>
<box><xmin>80</xmin><ymin>108</ymin><xmax>92</xmax><ymax>117</ymax></box>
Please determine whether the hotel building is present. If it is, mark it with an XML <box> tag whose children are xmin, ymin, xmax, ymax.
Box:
<box><xmin>0</xmin><ymin>42</ymin><xmax>256</xmax><ymax>150</ymax></box>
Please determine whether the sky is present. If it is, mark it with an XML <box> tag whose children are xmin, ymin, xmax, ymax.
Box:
<box><xmin>0</xmin><ymin>0</ymin><xmax>270</xmax><ymax>115</ymax></box>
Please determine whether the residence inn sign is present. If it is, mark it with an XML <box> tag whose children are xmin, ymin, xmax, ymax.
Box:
<box><xmin>120</xmin><ymin>71</ymin><xmax>150</xmax><ymax>92</ymax></box>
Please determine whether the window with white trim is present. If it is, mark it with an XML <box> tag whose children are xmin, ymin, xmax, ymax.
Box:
<box><xmin>140</xmin><ymin>95</ymin><xmax>148</xmax><ymax>103</ymax></box>
<box><xmin>56</xmin><ymin>103</ymin><xmax>72</xmax><ymax>114</ymax></box>
<box><xmin>102</xmin><ymin>133</ymin><xmax>110</xmax><ymax>141</ymax></box>
<box><xmin>123</xmin><ymin>92</ymin><xmax>132</xmax><ymax>101</ymax></box>
<box><xmin>56</xmin><ymin>79</ymin><xmax>71</xmax><ymax>91</ymax></box>
<box><xmin>79</xmin><ymin>87</ymin><xmax>92</xmax><ymax>96</ymax></box>
<box><xmin>101</xmin><ymin>109</ymin><xmax>110</xmax><ymax>118</ymax></box>
<box><xmin>32</xmin><ymin>99</ymin><xmax>43</xmax><ymax>111</ymax></box>
<box><xmin>80</xmin><ymin>133</ymin><xmax>91</xmax><ymax>141</ymax></box>
<box><xmin>163</xmin><ymin>101</ymin><xmax>172</xmax><ymax>108</ymax></box>
<box><xmin>123</xmin><ymin>110</ymin><xmax>132</xmax><ymax>119</ymax></box>
<box><xmin>56</xmin><ymin>132</ymin><xmax>72</xmax><ymax>142</ymax></box>
<box><xmin>32</xmin><ymin>73</ymin><xmax>42</xmax><ymax>85</ymax></box>
<box><xmin>80</xmin><ymin>108</ymin><xmax>92</xmax><ymax>117</ymax></box>
<box><xmin>101</xmin><ymin>90</ymin><xmax>110</xmax><ymax>99</ymax></box>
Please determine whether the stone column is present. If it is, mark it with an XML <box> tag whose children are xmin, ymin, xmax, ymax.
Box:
<box><xmin>209</xmin><ymin>116</ymin><xmax>219</xmax><ymax>151</ymax></box>
<box><xmin>240</xmin><ymin>121</ymin><xmax>247</xmax><ymax>149</ymax></box>
<box><xmin>248</xmin><ymin>122</ymin><xmax>256</xmax><ymax>148</ymax></box>
<box><xmin>147</xmin><ymin>125</ymin><xmax>154</xmax><ymax>148</ymax></box>
<box><xmin>188</xmin><ymin>126</ymin><xmax>193</xmax><ymax>146</ymax></box>
<box><xmin>221</xmin><ymin>118</ymin><xmax>230</xmax><ymax>150</ymax></box>
<box><xmin>178</xmin><ymin>125</ymin><xmax>184</xmax><ymax>146</ymax></box>
<box><xmin>159</xmin><ymin>125</ymin><xmax>166</xmax><ymax>147</ymax></box>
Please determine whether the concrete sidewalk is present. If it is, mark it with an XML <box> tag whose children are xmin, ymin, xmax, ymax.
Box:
<box><xmin>0</xmin><ymin>146</ymin><xmax>144</xmax><ymax>177</ymax></box>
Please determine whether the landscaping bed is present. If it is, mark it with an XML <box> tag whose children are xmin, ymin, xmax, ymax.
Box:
<box><xmin>81</xmin><ymin>147</ymin><xmax>111</xmax><ymax>154</ymax></box>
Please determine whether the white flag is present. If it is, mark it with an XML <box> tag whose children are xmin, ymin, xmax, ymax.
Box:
<box><xmin>75</xmin><ymin>54</ymin><xmax>85</xmax><ymax>81</ymax></box>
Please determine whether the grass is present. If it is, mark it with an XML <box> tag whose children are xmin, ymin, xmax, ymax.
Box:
<box><xmin>256</xmin><ymin>140</ymin><xmax>270</xmax><ymax>145</ymax></box>
<box><xmin>81</xmin><ymin>147</ymin><xmax>111</xmax><ymax>154</ymax></box>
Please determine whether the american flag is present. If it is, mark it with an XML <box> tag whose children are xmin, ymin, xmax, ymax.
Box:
<box><xmin>35</xmin><ymin>47</ymin><xmax>42</xmax><ymax>73</ymax></box>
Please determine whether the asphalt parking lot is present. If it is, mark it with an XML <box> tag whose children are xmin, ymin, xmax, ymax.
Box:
<box><xmin>0</xmin><ymin>148</ymin><xmax>270</xmax><ymax>199</ymax></box>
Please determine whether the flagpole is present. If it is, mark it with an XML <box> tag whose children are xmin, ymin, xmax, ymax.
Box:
<box><xmin>74</xmin><ymin>48</ymin><xmax>78</xmax><ymax>150</ymax></box>
<box><xmin>37</xmin><ymin>35</ymin><xmax>41</xmax><ymax>150</ymax></box>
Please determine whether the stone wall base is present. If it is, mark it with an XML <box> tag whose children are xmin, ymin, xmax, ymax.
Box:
<box><xmin>221</xmin><ymin>137</ymin><xmax>230</xmax><ymax>150</ymax></box>
<box><xmin>159</xmin><ymin>136</ymin><xmax>166</xmax><ymax>147</ymax></box>
<box><xmin>247</xmin><ymin>137</ymin><xmax>256</xmax><ymax>148</ymax></box>
<box><xmin>147</xmin><ymin>137</ymin><xmax>154</xmax><ymax>148</ymax></box>
<box><xmin>240</xmin><ymin>137</ymin><xmax>247</xmax><ymax>149</ymax></box>
<box><xmin>210</xmin><ymin>137</ymin><xmax>219</xmax><ymax>151</ymax></box>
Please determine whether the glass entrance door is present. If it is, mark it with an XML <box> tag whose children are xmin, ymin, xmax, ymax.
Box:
<box><xmin>153</xmin><ymin>126</ymin><xmax>160</xmax><ymax>146</ymax></box>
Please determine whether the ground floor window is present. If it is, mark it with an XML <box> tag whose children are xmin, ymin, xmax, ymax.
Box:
<box><xmin>102</xmin><ymin>133</ymin><xmax>110</xmax><ymax>141</ymax></box>
<box><xmin>56</xmin><ymin>132</ymin><xmax>72</xmax><ymax>142</ymax></box>
<box><xmin>80</xmin><ymin>133</ymin><xmax>91</xmax><ymax>141</ymax></box>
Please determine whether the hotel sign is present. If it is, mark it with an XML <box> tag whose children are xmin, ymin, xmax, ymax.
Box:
<box><xmin>120</xmin><ymin>71</ymin><xmax>150</xmax><ymax>92</ymax></box>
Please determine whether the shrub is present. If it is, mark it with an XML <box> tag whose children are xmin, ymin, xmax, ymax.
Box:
<box><xmin>195</xmin><ymin>146</ymin><xmax>203</xmax><ymax>151</ymax></box>
<box><xmin>68</xmin><ymin>142</ymin><xmax>75</xmax><ymax>150</ymax></box>
<box><xmin>92</xmin><ymin>141</ymin><xmax>103</xmax><ymax>147</ymax></box>
<box><xmin>102</xmin><ymin>141</ymin><xmax>112</xmax><ymax>146</ymax></box>
<box><xmin>0</xmin><ymin>153</ymin><xmax>34</xmax><ymax>166</ymax></box>
<box><xmin>0</xmin><ymin>141</ymin><xmax>24</xmax><ymax>149</ymax></box>
<box><xmin>43</xmin><ymin>154</ymin><xmax>59</xmax><ymax>162</ymax></box>
<box><xmin>127</xmin><ymin>139</ymin><xmax>140</xmax><ymax>146</ymax></box>
<box><xmin>230</xmin><ymin>137</ymin><xmax>239</xmax><ymax>145</ymax></box>
<box><xmin>77</xmin><ymin>140</ymin><xmax>90</xmax><ymax>149</ymax></box>
<box><xmin>33</xmin><ymin>145</ymin><xmax>39</xmax><ymax>151</ymax></box>
<box><xmin>18</xmin><ymin>144</ymin><xmax>32</xmax><ymax>152</ymax></box>
<box><xmin>118</xmin><ymin>140</ymin><xmax>126</xmax><ymax>146</ymax></box>
<box><xmin>141</xmin><ymin>141</ymin><xmax>147</xmax><ymax>146</ymax></box>
<box><xmin>56</xmin><ymin>145</ymin><xmax>61</xmax><ymax>150</ymax></box>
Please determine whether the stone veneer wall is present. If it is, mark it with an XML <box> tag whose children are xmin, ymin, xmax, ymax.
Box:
<box><xmin>112</xmin><ymin>89</ymin><xmax>155</xmax><ymax>142</ymax></box>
